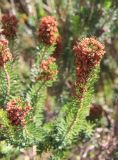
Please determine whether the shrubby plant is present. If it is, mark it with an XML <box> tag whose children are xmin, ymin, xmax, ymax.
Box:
<box><xmin>0</xmin><ymin>14</ymin><xmax>105</xmax><ymax>160</ymax></box>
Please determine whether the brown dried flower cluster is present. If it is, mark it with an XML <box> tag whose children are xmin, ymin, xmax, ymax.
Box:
<box><xmin>6</xmin><ymin>98</ymin><xmax>32</xmax><ymax>126</ymax></box>
<box><xmin>0</xmin><ymin>38</ymin><xmax>12</xmax><ymax>67</ymax></box>
<box><xmin>73</xmin><ymin>37</ymin><xmax>105</xmax><ymax>99</ymax></box>
<box><xmin>38</xmin><ymin>16</ymin><xmax>58</xmax><ymax>45</ymax></box>
<box><xmin>37</xmin><ymin>56</ymin><xmax>58</xmax><ymax>81</ymax></box>
<box><xmin>1</xmin><ymin>14</ymin><xmax>18</xmax><ymax>38</ymax></box>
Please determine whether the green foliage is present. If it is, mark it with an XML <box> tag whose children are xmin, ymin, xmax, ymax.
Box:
<box><xmin>61</xmin><ymin>67</ymin><xmax>99</xmax><ymax>146</ymax></box>
<box><xmin>0</xmin><ymin>69</ymin><xmax>7</xmax><ymax>105</ymax></box>
<box><xmin>26</xmin><ymin>82</ymin><xmax>46</xmax><ymax>127</ymax></box>
<box><xmin>0</xmin><ymin>109</ymin><xmax>14</xmax><ymax>139</ymax></box>
<box><xmin>45</xmin><ymin>67</ymin><xmax>100</xmax><ymax>160</ymax></box>
<box><xmin>6</xmin><ymin>62</ymin><xmax>23</xmax><ymax>98</ymax></box>
<box><xmin>0</xmin><ymin>61</ymin><xmax>23</xmax><ymax>106</ymax></box>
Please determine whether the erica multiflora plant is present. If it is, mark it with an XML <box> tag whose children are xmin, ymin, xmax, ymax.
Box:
<box><xmin>0</xmin><ymin>14</ymin><xmax>105</xmax><ymax>160</ymax></box>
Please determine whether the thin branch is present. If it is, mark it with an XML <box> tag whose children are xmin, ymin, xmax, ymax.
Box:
<box><xmin>3</xmin><ymin>64</ymin><xmax>10</xmax><ymax>98</ymax></box>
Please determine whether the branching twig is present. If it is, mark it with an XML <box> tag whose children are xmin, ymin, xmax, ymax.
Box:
<box><xmin>3</xmin><ymin>64</ymin><xmax>10</xmax><ymax>99</ymax></box>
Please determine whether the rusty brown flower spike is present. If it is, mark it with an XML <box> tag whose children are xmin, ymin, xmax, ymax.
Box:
<box><xmin>0</xmin><ymin>38</ymin><xmax>12</xmax><ymax>67</ymax></box>
<box><xmin>73</xmin><ymin>37</ymin><xmax>105</xmax><ymax>99</ymax></box>
<box><xmin>38</xmin><ymin>16</ymin><xmax>58</xmax><ymax>45</ymax></box>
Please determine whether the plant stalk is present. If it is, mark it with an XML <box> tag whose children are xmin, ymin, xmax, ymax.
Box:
<box><xmin>3</xmin><ymin>64</ymin><xmax>10</xmax><ymax>98</ymax></box>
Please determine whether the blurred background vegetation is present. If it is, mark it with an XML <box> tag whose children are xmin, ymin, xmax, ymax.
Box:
<box><xmin>0</xmin><ymin>0</ymin><xmax>118</xmax><ymax>159</ymax></box>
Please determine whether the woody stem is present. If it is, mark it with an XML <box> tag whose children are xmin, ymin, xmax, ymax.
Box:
<box><xmin>3</xmin><ymin>64</ymin><xmax>10</xmax><ymax>97</ymax></box>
